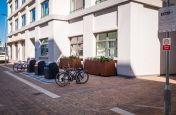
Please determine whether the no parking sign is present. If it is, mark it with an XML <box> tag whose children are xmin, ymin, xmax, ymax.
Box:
<box><xmin>163</xmin><ymin>38</ymin><xmax>171</xmax><ymax>51</ymax></box>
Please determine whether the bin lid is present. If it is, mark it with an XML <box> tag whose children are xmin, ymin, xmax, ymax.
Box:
<box><xmin>28</xmin><ymin>59</ymin><xmax>36</xmax><ymax>64</ymax></box>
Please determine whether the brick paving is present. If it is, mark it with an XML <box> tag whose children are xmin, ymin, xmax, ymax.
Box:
<box><xmin>0</xmin><ymin>63</ymin><xmax>176</xmax><ymax>115</ymax></box>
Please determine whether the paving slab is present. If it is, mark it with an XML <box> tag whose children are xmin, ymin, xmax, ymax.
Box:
<box><xmin>0</xmin><ymin>63</ymin><xmax>176</xmax><ymax>115</ymax></box>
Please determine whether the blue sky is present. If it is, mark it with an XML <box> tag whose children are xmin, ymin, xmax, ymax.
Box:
<box><xmin>0</xmin><ymin>0</ymin><xmax>7</xmax><ymax>43</ymax></box>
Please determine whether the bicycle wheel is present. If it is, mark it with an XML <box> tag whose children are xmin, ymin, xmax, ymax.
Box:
<box><xmin>17</xmin><ymin>64</ymin><xmax>23</xmax><ymax>72</ymax></box>
<box><xmin>77</xmin><ymin>71</ymin><xmax>89</xmax><ymax>84</ymax></box>
<box><xmin>55</xmin><ymin>72</ymin><xmax>69</xmax><ymax>87</ymax></box>
<box><xmin>13</xmin><ymin>63</ymin><xmax>19</xmax><ymax>72</ymax></box>
<box><xmin>21</xmin><ymin>63</ymin><xmax>27</xmax><ymax>71</ymax></box>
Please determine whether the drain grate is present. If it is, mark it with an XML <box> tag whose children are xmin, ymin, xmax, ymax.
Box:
<box><xmin>33</xmin><ymin>92</ymin><xmax>43</xmax><ymax>96</ymax></box>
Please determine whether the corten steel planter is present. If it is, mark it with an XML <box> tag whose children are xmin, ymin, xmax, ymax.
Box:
<box><xmin>59</xmin><ymin>58</ymin><xmax>82</xmax><ymax>69</ymax></box>
<box><xmin>84</xmin><ymin>60</ymin><xmax>100</xmax><ymax>75</ymax></box>
<box><xmin>100</xmin><ymin>61</ymin><xmax>117</xmax><ymax>76</ymax></box>
<box><xmin>84</xmin><ymin>60</ymin><xmax>116</xmax><ymax>76</ymax></box>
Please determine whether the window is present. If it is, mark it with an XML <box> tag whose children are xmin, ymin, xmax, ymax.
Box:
<box><xmin>30</xmin><ymin>8</ymin><xmax>35</xmax><ymax>22</ymax></box>
<box><xmin>15</xmin><ymin>19</ymin><xmax>18</xmax><ymax>30</ymax></box>
<box><xmin>96</xmin><ymin>0</ymin><xmax>107</xmax><ymax>4</ymax></box>
<box><xmin>70</xmin><ymin>36</ymin><xmax>83</xmax><ymax>57</ymax></box>
<box><xmin>96</xmin><ymin>31</ymin><xmax>117</xmax><ymax>57</ymax></box>
<box><xmin>22</xmin><ymin>14</ymin><xmax>26</xmax><ymax>26</ymax></box>
<box><xmin>15</xmin><ymin>0</ymin><xmax>18</xmax><ymax>10</ymax></box>
<box><xmin>163</xmin><ymin>1</ymin><xmax>176</xmax><ymax>6</ymax></box>
<box><xmin>10</xmin><ymin>23</ymin><xmax>12</xmax><ymax>32</ymax></box>
<box><xmin>22</xmin><ymin>0</ymin><xmax>26</xmax><ymax>4</ymax></box>
<box><xmin>70</xmin><ymin>0</ymin><xmax>85</xmax><ymax>12</ymax></box>
<box><xmin>41</xmin><ymin>0</ymin><xmax>49</xmax><ymax>17</ymax></box>
<box><xmin>40</xmin><ymin>38</ymin><xmax>48</xmax><ymax>56</ymax></box>
<box><xmin>10</xmin><ymin>5</ymin><xmax>13</xmax><ymax>14</ymax></box>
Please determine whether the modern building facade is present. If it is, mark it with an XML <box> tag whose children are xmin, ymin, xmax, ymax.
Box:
<box><xmin>7</xmin><ymin>0</ymin><xmax>176</xmax><ymax>76</ymax></box>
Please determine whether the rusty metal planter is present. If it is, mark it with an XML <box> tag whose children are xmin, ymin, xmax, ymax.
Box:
<box><xmin>84</xmin><ymin>60</ymin><xmax>116</xmax><ymax>76</ymax></box>
<box><xmin>59</xmin><ymin>58</ymin><xmax>82</xmax><ymax>69</ymax></box>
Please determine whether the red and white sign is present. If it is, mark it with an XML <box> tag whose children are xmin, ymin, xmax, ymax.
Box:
<box><xmin>163</xmin><ymin>38</ymin><xmax>171</xmax><ymax>51</ymax></box>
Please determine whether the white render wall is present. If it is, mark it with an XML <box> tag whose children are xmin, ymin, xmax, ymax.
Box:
<box><xmin>52</xmin><ymin>20</ymin><xmax>70</xmax><ymax>61</ymax></box>
<box><xmin>118</xmin><ymin>3</ymin><xmax>132</xmax><ymax>76</ymax></box>
<box><xmin>118</xmin><ymin>2</ymin><xmax>161</xmax><ymax>76</ymax></box>
<box><xmin>51</xmin><ymin>0</ymin><xmax>70</xmax><ymax>15</ymax></box>
<box><xmin>83</xmin><ymin>14</ymin><xmax>96</xmax><ymax>58</ymax></box>
<box><xmin>69</xmin><ymin>18</ymin><xmax>83</xmax><ymax>37</ymax></box>
<box><xmin>8</xmin><ymin>0</ymin><xmax>172</xmax><ymax>76</ymax></box>
<box><xmin>130</xmin><ymin>2</ymin><xmax>160</xmax><ymax>76</ymax></box>
<box><xmin>94</xmin><ymin>7</ymin><xmax>117</xmax><ymax>33</ymax></box>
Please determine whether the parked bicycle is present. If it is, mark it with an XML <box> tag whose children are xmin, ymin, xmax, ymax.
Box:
<box><xmin>13</xmin><ymin>61</ymin><xmax>28</xmax><ymax>72</ymax></box>
<box><xmin>55</xmin><ymin>66</ymin><xmax>89</xmax><ymax>87</ymax></box>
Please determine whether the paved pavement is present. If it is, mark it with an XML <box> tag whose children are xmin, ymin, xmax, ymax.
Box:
<box><xmin>0</xmin><ymin>63</ymin><xmax>176</xmax><ymax>115</ymax></box>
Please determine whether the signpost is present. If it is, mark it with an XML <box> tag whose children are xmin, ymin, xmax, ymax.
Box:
<box><xmin>158</xmin><ymin>0</ymin><xmax>175</xmax><ymax>115</ymax></box>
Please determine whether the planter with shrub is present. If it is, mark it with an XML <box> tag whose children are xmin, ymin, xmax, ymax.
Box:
<box><xmin>59</xmin><ymin>56</ymin><xmax>82</xmax><ymax>69</ymax></box>
<box><xmin>84</xmin><ymin>56</ymin><xmax>116</xmax><ymax>76</ymax></box>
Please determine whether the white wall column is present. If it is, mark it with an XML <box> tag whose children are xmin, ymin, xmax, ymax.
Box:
<box><xmin>36</xmin><ymin>0</ymin><xmax>41</xmax><ymax>21</ymax></box>
<box><xmin>35</xmin><ymin>26</ymin><xmax>41</xmax><ymax>60</ymax></box>
<box><xmin>25</xmin><ymin>6</ymin><xmax>30</xmax><ymax>25</ymax></box>
<box><xmin>12</xmin><ymin>17</ymin><xmax>15</xmax><ymax>32</ymax></box>
<box><xmin>83</xmin><ymin>14</ymin><xmax>96</xmax><ymax>58</ymax></box>
<box><xmin>117</xmin><ymin>3</ymin><xmax>132</xmax><ymax>76</ymax></box>
<box><xmin>7</xmin><ymin>45</ymin><xmax>11</xmax><ymax>60</ymax></box>
<box><xmin>18</xmin><ymin>0</ymin><xmax>22</xmax><ymax>8</ymax></box>
<box><xmin>53</xmin><ymin>20</ymin><xmax>70</xmax><ymax>61</ymax></box>
<box><xmin>49</xmin><ymin>0</ymin><xmax>54</xmax><ymax>15</ymax></box>
<box><xmin>130</xmin><ymin>2</ymin><xmax>160</xmax><ymax>76</ymax></box>
<box><xmin>18</xmin><ymin>41</ymin><xmax>22</xmax><ymax>61</ymax></box>
<box><xmin>18</xmin><ymin>12</ymin><xmax>22</xmax><ymax>29</ymax></box>
<box><xmin>12</xmin><ymin>43</ymin><xmax>16</xmax><ymax>61</ymax></box>
<box><xmin>48</xmin><ymin>21</ymin><xmax>54</xmax><ymax>62</ymax></box>
<box><xmin>118</xmin><ymin>2</ymin><xmax>161</xmax><ymax>76</ymax></box>
<box><xmin>12</xmin><ymin>0</ymin><xmax>15</xmax><ymax>13</ymax></box>
<box><xmin>85</xmin><ymin>0</ymin><xmax>91</xmax><ymax>8</ymax></box>
<box><xmin>24</xmin><ymin>30</ymin><xmax>30</xmax><ymax>60</ymax></box>
<box><xmin>85</xmin><ymin>0</ymin><xmax>96</xmax><ymax>7</ymax></box>
<box><xmin>91</xmin><ymin>0</ymin><xmax>96</xmax><ymax>6</ymax></box>
<box><xmin>21</xmin><ymin>41</ymin><xmax>25</xmax><ymax>61</ymax></box>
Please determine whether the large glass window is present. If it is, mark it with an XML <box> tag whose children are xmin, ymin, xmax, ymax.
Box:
<box><xmin>15</xmin><ymin>0</ymin><xmax>18</xmax><ymax>10</ymax></box>
<box><xmin>30</xmin><ymin>8</ymin><xmax>35</xmax><ymax>22</ymax></box>
<box><xmin>15</xmin><ymin>19</ymin><xmax>18</xmax><ymax>30</ymax></box>
<box><xmin>22</xmin><ymin>0</ymin><xmax>26</xmax><ymax>4</ymax></box>
<box><xmin>40</xmin><ymin>38</ymin><xmax>48</xmax><ymax>56</ymax></box>
<box><xmin>41</xmin><ymin>0</ymin><xmax>49</xmax><ymax>17</ymax></box>
<box><xmin>70</xmin><ymin>36</ymin><xmax>83</xmax><ymax>57</ymax></box>
<box><xmin>22</xmin><ymin>14</ymin><xmax>26</xmax><ymax>26</ymax></box>
<box><xmin>96</xmin><ymin>31</ymin><xmax>117</xmax><ymax>57</ymax></box>
<box><xmin>70</xmin><ymin>0</ymin><xmax>85</xmax><ymax>12</ymax></box>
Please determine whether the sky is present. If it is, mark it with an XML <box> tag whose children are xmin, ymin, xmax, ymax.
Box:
<box><xmin>0</xmin><ymin>0</ymin><xmax>7</xmax><ymax>44</ymax></box>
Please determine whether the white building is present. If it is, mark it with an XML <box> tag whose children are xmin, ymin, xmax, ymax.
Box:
<box><xmin>7</xmin><ymin>0</ymin><xmax>176</xmax><ymax>76</ymax></box>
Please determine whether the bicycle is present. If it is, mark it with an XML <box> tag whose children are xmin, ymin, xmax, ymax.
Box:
<box><xmin>13</xmin><ymin>61</ymin><xmax>28</xmax><ymax>72</ymax></box>
<box><xmin>55</xmin><ymin>67</ymin><xmax>89</xmax><ymax>87</ymax></box>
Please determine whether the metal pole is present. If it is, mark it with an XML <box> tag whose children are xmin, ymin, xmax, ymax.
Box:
<box><xmin>4</xmin><ymin>15</ymin><xmax>7</xmax><ymax>65</ymax></box>
<box><xmin>164</xmin><ymin>32</ymin><xmax>171</xmax><ymax>115</ymax></box>
<box><xmin>164</xmin><ymin>1</ymin><xmax>171</xmax><ymax>115</ymax></box>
